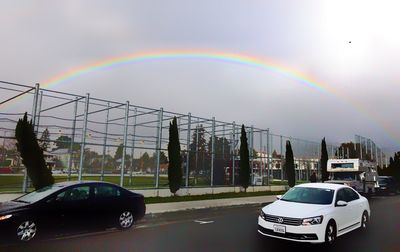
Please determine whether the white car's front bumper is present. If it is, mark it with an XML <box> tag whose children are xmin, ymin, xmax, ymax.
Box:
<box><xmin>258</xmin><ymin>216</ymin><xmax>326</xmax><ymax>243</ymax></box>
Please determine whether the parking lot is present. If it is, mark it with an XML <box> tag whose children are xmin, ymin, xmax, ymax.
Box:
<box><xmin>1</xmin><ymin>194</ymin><xmax>399</xmax><ymax>252</ymax></box>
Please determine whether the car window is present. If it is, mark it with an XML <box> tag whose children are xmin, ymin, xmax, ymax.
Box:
<box><xmin>343</xmin><ymin>188</ymin><xmax>359</xmax><ymax>202</ymax></box>
<box><xmin>56</xmin><ymin>186</ymin><xmax>90</xmax><ymax>202</ymax></box>
<box><xmin>94</xmin><ymin>185</ymin><xmax>121</xmax><ymax>198</ymax></box>
<box><xmin>336</xmin><ymin>189</ymin><xmax>346</xmax><ymax>202</ymax></box>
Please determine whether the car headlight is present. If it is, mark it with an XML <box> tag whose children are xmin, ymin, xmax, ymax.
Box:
<box><xmin>0</xmin><ymin>214</ymin><xmax>12</xmax><ymax>221</ymax></box>
<box><xmin>260</xmin><ymin>210</ymin><xmax>266</xmax><ymax>220</ymax></box>
<box><xmin>302</xmin><ymin>216</ymin><xmax>323</xmax><ymax>226</ymax></box>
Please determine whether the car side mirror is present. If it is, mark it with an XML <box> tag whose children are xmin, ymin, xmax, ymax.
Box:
<box><xmin>336</xmin><ymin>200</ymin><xmax>348</xmax><ymax>207</ymax></box>
<box><xmin>276</xmin><ymin>195</ymin><xmax>282</xmax><ymax>200</ymax></box>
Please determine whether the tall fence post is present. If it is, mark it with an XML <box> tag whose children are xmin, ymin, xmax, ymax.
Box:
<box><xmin>129</xmin><ymin>108</ymin><xmax>137</xmax><ymax>186</ymax></box>
<box><xmin>100</xmin><ymin>102</ymin><xmax>110</xmax><ymax>181</ymax></box>
<box><xmin>78</xmin><ymin>93</ymin><xmax>90</xmax><ymax>181</ymax></box>
<box><xmin>185</xmin><ymin>113</ymin><xmax>191</xmax><ymax>188</ymax></box>
<box><xmin>23</xmin><ymin>83</ymin><xmax>40</xmax><ymax>192</ymax></box>
<box><xmin>120</xmin><ymin>101</ymin><xmax>130</xmax><ymax>187</ymax></box>
<box><xmin>259</xmin><ymin>130</ymin><xmax>263</xmax><ymax>185</ymax></box>
<box><xmin>232</xmin><ymin>121</ymin><xmax>236</xmax><ymax>186</ymax></box>
<box><xmin>35</xmin><ymin>91</ymin><xmax>43</xmax><ymax>134</ymax></box>
<box><xmin>250</xmin><ymin>126</ymin><xmax>254</xmax><ymax>185</ymax></box>
<box><xmin>280</xmin><ymin>135</ymin><xmax>283</xmax><ymax>182</ymax></box>
<box><xmin>155</xmin><ymin>108</ymin><xmax>163</xmax><ymax>189</ymax></box>
<box><xmin>211</xmin><ymin>117</ymin><xmax>215</xmax><ymax>188</ymax></box>
<box><xmin>222</xmin><ymin>124</ymin><xmax>225</xmax><ymax>159</ymax></box>
<box><xmin>67</xmin><ymin>97</ymin><xmax>79</xmax><ymax>180</ymax></box>
<box><xmin>266</xmin><ymin>129</ymin><xmax>270</xmax><ymax>186</ymax></box>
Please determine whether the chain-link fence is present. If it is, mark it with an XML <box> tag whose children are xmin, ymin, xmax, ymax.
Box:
<box><xmin>0</xmin><ymin>81</ymin><xmax>387</xmax><ymax>192</ymax></box>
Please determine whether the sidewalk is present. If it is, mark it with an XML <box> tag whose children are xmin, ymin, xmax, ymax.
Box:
<box><xmin>146</xmin><ymin>195</ymin><xmax>277</xmax><ymax>214</ymax></box>
<box><xmin>0</xmin><ymin>193</ymin><xmax>278</xmax><ymax>214</ymax></box>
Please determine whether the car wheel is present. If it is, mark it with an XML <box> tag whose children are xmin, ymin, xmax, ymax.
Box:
<box><xmin>118</xmin><ymin>211</ymin><xmax>134</xmax><ymax>230</ymax></box>
<box><xmin>360</xmin><ymin>211</ymin><xmax>369</xmax><ymax>231</ymax></box>
<box><xmin>16</xmin><ymin>220</ymin><xmax>37</xmax><ymax>242</ymax></box>
<box><xmin>324</xmin><ymin>221</ymin><xmax>336</xmax><ymax>245</ymax></box>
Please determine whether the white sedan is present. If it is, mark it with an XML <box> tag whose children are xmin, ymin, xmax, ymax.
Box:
<box><xmin>258</xmin><ymin>183</ymin><xmax>370</xmax><ymax>245</ymax></box>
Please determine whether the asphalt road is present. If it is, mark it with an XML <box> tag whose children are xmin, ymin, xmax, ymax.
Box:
<box><xmin>2</xmin><ymin>195</ymin><xmax>400</xmax><ymax>252</ymax></box>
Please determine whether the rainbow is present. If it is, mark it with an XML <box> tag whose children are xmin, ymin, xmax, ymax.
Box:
<box><xmin>42</xmin><ymin>50</ymin><xmax>332</xmax><ymax>93</ymax></box>
<box><xmin>3</xmin><ymin>49</ymin><xmax>399</xmax><ymax>146</ymax></box>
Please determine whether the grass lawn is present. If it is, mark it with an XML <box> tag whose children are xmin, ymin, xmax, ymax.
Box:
<box><xmin>145</xmin><ymin>190</ymin><xmax>287</xmax><ymax>204</ymax></box>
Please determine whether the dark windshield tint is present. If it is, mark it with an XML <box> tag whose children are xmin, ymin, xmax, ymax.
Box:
<box><xmin>281</xmin><ymin>187</ymin><xmax>334</xmax><ymax>205</ymax></box>
<box><xmin>332</xmin><ymin>172</ymin><xmax>356</xmax><ymax>180</ymax></box>
<box><xmin>14</xmin><ymin>184</ymin><xmax>64</xmax><ymax>203</ymax></box>
<box><xmin>379</xmin><ymin>178</ymin><xmax>389</xmax><ymax>184</ymax></box>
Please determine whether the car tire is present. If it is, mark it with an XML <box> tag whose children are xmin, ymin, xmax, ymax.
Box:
<box><xmin>324</xmin><ymin>221</ymin><xmax>336</xmax><ymax>246</ymax></box>
<box><xmin>117</xmin><ymin>210</ymin><xmax>134</xmax><ymax>230</ymax></box>
<box><xmin>16</xmin><ymin>220</ymin><xmax>37</xmax><ymax>242</ymax></box>
<box><xmin>360</xmin><ymin>211</ymin><xmax>369</xmax><ymax>232</ymax></box>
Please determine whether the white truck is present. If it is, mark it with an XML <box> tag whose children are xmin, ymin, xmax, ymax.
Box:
<box><xmin>325</xmin><ymin>158</ymin><xmax>379</xmax><ymax>196</ymax></box>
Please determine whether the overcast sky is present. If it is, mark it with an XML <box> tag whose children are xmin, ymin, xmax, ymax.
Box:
<box><xmin>1</xmin><ymin>0</ymin><xmax>399</xmax><ymax>152</ymax></box>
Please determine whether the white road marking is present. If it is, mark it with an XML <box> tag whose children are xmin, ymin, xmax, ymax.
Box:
<box><xmin>194</xmin><ymin>220</ymin><xmax>214</xmax><ymax>225</ymax></box>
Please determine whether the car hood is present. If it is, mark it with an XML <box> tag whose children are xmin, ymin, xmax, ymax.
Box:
<box><xmin>0</xmin><ymin>201</ymin><xmax>28</xmax><ymax>214</ymax></box>
<box><xmin>262</xmin><ymin>200</ymin><xmax>332</xmax><ymax>218</ymax></box>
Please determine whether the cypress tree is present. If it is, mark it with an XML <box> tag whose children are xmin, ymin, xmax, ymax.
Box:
<box><xmin>239</xmin><ymin>125</ymin><xmax>250</xmax><ymax>191</ymax></box>
<box><xmin>15</xmin><ymin>112</ymin><xmax>54</xmax><ymax>190</ymax></box>
<box><xmin>168</xmin><ymin>117</ymin><xmax>182</xmax><ymax>195</ymax></box>
<box><xmin>285</xmin><ymin>140</ymin><xmax>295</xmax><ymax>187</ymax></box>
<box><xmin>321</xmin><ymin>137</ymin><xmax>329</xmax><ymax>182</ymax></box>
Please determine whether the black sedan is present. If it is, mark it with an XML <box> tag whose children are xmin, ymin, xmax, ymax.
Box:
<box><xmin>378</xmin><ymin>176</ymin><xmax>399</xmax><ymax>195</ymax></box>
<box><xmin>0</xmin><ymin>181</ymin><xmax>145</xmax><ymax>242</ymax></box>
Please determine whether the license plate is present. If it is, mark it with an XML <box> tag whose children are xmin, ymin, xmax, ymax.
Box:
<box><xmin>273</xmin><ymin>224</ymin><xmax>286</xmax><ymax>234</ymax></box>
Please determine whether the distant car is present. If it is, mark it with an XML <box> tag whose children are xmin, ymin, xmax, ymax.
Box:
<box><xmin>378</xmin><ymin>176</ymin><xmax>399</xmax><ymax>195</ymax></box>
<box><xmin>0</xmin><ymin>181</ymin><xmax>145</xmax><ymax>242</ymax></box>
<box><xmin>258</xmin><ymin>183</ymin><xmax>370</xmax><ymax>245</ymax></box>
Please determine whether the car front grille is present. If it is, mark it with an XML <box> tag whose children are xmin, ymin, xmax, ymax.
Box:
<box><xmin>263</xmin><ymin>214</ymin><xmax>302</xmax><ymax>226</ymax></box>
<box><xmin>258</xmin><ymin>225</ymin><xmax>318</xmax><ymax>240</ymax></box>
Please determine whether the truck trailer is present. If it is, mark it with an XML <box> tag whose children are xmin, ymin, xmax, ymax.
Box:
<box><xmin>325</xmin><ymin>158</ymin><xmax>379</xmax><ymax>196</ymax></box>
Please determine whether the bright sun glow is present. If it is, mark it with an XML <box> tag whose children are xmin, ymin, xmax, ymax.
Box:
<box><xmin>321</xmin><ymin>0</ymin><xmax>400</xmax><ymax>72</ymax></box>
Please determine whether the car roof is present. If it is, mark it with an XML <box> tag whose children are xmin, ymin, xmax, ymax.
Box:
<box><xmin>295</xmin><ymin>182</ymin><xmax>346</xmax><ymax>190</ymax></box>
<box><xmin>55</xmin><ymin>180</ymin><xmax>118</xmax><ymax>187</ymax></box>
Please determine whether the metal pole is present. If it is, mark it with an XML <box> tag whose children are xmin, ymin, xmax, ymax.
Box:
<box><xmin>266</xmin><ymin>129</ymin><xmax>270</xmax><ymax>185</ymax></box>
<box><xmin>120</xmin><ymin>101</ymin><xmax>130</xmax><ymax>187</ymax></box>
<box><xmin>23</xmin><ymin>83</ymin><xmax>40</xmax><ymax>192</ymax></box>
<box><xmin>78</xmin><ymin>93</ymin><xmax>90</xmax><ymax>181</ymax></box>
<box><xmin>222</xmin><ymin>124</ymin><xmax>225</xmax><ymax>160</ymax></box>
<box><xmin>185</xmin><ymin>113</ymin><xmax>191</xmax><ymax>187</ymax></box>
<box><xmin>280</xmin><ymin>135</ymin><xmax>283</xmax><ymax>181</ymax></box>
<box><xmin>195</xmin><ymin>119</ymin><xmax>199</xmax><ymax>185</ymax></box>
<box><xmin>259</xmin><ymin>130</ymin><xmax>263</xmax><ymax>185</ymax></box>
<box><xmin>100</xmin><ymin>102</ymin><xmax>110</xmax><ymax>181</ymax></box>
<box><xmin>232</xmin><ymin>121</ymin><xmax>236</xmax><ymax>186</ymax></box>
<box><xmin>211</xmin><ymin>117</ymin><xmax>215</xmax><ymax>187</ymax></box>
<box><xmin>35</xmin><ymin>91</ymin><xmax>43</xmax><ymax>134</ymax></box>
<box><xmin>67</xmin><ymin>98</ymin><xmax>78</xmax><ymax>180</ymax></box>
<box><xmin>129</xmin><ymin>108</ymin><xmax>137</xmax><ymax>186</ymax></box>
<box><xmin>250</xmin><ymin>126</ymin><xmax>254</xmax><ymax>185</ymax></box>
<box><xmin>155</xmin><ymin>108</ymin><xmax>163</xmax><ymax>188</ymax></box>
<box><xmin>370</xmin><ymin>140</ymin><xmax>374</xmax><ymax>161</ymax></box>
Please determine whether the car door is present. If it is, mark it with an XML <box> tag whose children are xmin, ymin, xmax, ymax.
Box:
<box><xmin>334</xmin><ymin>188</ymin><xmax>352</xmax><ymax>233</ymax></box>
<box><xmin>54</xmin><ymin>185</ymin><xmax>92</xmax><ymax>233</ymax></box>
<box><xmin>344</xmin><ymin>188</ymin><xmax>363</xmax><ymax>226</ymax></box>
<box><xmin>90</xmin><ymin>184</ymin><xmax>124</xmax><ymax>228</ymax></box>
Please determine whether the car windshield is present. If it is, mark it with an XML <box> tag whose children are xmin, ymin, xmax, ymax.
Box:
<box><xmin>378</xmin><ymin>178</ymin><xmax>389</xmax><ymax>184</ymax></box>
<box><xmin>13</xmin><ymin>184</ymin><xmax>65</xmax><ymax>204</ymax></box>
<box><xmin>332</xmin><ymin>172</ymin><xmax>356</xmax><ymax>181</ymax></box>
<box><xmin>281</xmin><ymin>187</ymin><xmax>334</xmax><ymax>205</ymax></box>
